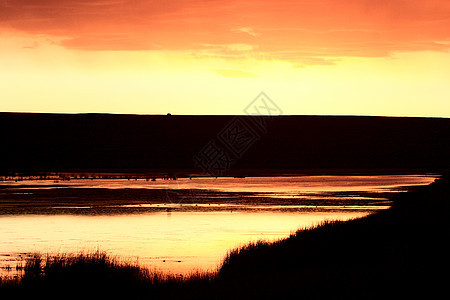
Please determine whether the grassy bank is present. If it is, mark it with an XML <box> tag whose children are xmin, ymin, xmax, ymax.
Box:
<box><xmin>0</xmin><ymin>251</ymin><xmax>215</xmax><ymax>298</ymax></box>
<box><xmin>1</xmin><ymin>175</ymin><xmax>449</xmax><ymax>299</ymax></box>
<box><xmin>217</xmin><ymin>174</ymin><xmax>450</xmax><ymax>299</ymax></box>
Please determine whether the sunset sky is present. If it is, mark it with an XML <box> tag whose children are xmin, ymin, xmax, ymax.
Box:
<box><xmin>1</xmin><ymin>0</ymin><xmax>449</xmax><ymax>116</ymax></box>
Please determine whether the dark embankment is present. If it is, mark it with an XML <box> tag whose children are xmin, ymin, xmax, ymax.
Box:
<box><xmin>1</xmin><ymin>175</ymin><xmax>449</xmax><ymax>299</ymax></box>
<box><xmin>216</xmin><ymin>175</ymin><xmax>450</xmax><ymax>299</ymax></box>
<box><xmin>1</xmin><ymin>113</ymin><xmax>449</xmax><ymax>174</ymax></box>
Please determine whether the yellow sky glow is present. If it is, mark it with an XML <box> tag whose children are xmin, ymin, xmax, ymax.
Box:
<box><xmin>0</xmin><ymin>1</ymin><xmax>449</xmax><ymax>117</ymax></box>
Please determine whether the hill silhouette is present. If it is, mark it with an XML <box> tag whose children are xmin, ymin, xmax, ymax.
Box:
<box><xmin>1</xmin><ymin>113</ymin><xmax>449</xmax><ymax>174</ymax></box>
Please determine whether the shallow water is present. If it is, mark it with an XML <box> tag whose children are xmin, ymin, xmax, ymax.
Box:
<box><xmin>0</xmin><ymin>174</ymin><xmax>438</xmax><ymax>276</ymax></box>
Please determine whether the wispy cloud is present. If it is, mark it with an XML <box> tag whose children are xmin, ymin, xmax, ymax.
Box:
<box><xmin>232</xmin><ymin>27</ymin><xmax>260</xmax><ymax>37</ymax></box>
<box><xmin>292</xmin><ymin>57</ymin><xmax>337</xmax><ymax>68</ymax></box>
<box><xmin>22</xmin><ymin>41</ymin><xmax>39</xmax><ymax>49</ymax></box>
<box><xmin>1</xmin><ymin>0</ymin><xmax>449</xmax><ymax>62</ymax></box>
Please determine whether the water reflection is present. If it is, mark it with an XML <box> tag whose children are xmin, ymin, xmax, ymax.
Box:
<box><xmin>2</xmin><ymin>174</ymin><xmax>436</xmax><ymax>194</ymax></box>
<box><xmin>0</xmin><ymin>210</ymin><xmax>368</xmax><ymax>275</ymax></box>
<box><xmin>0</xmin><ymin>174</ymin><xmax>438</xmax><ymax>276</ymax></box>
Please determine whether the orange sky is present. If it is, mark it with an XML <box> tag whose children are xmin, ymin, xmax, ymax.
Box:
<box><xmin>0</xmin><ymin>0</ymin><xmax>449</xmax><ymax>116</ymax></box>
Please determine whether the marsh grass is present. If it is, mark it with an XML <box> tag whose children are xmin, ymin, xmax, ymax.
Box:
<box><xmin>1</xmin><ymin>250</ymin><xmax>216</xmax><ymax>298</ymax></box>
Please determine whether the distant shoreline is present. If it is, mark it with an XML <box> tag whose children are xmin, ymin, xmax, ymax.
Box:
<box><xmin>0</xmin><ymin>168</ymin><xmax>442</xmax><ymax>179</ymax></box>
<box><xmin>0</xmin><ymin>173</ymin><xmax>436</xmax><ymax>215</ymax></box>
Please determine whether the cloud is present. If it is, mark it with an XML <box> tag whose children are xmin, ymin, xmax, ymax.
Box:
<box><xmin>292</xmin><ymin>57</ymin><xmax>337</xmax><ymax>68</ymax></box>
<box><xmin>191</xmin><ymin>43</ymin><xmax>257</xmax><ymax>60</ymax></box>
<box><xmin>60</xmin><ymin>34</ymin><xmax>163</xmax><ymax>51</ymax></box>
<box><xmin>0</xmin><ymin>0</ymin><xmax>449</xmax><ymax>62</ymax></box>
<box><xmin>22</xmin><ymin>41</ymin><xmax>40</xmax><ymax>49</ymax></box>
<box><xmin>232</xmin><ymin>27</ymin><xmax>260</xmax><ymax>37</ymax></box>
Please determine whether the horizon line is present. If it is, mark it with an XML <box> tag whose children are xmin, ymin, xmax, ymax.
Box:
<box><xmin>1</xmin><ymin>111</ymin><xmax>449</xmax><ymax>119</ymax></box>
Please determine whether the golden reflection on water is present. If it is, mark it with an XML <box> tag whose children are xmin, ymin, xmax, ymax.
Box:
<box><xmin>162</xmin><ymin>175</ymin><xmax>437</xmax><ymax>195</ymax></box>
<box><xmin>0</xmin><ymin>174</ymin><xmax>438</xmax><ymax>275</ymax></box>
<box><xmin>0</xmin><ymin>211</ymin><xmax>368</xmax><ymax>275</ymax></box>
<box><xmin>3</xmin><ymin>174</ymin><xmax>437</xmax><ymax>195</ymax></box>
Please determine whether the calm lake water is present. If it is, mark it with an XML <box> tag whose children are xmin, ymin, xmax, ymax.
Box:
<box><xmin>0</xmin><ymin>174</ymin><xmax>438</xmax><ymax>276</ymax></box>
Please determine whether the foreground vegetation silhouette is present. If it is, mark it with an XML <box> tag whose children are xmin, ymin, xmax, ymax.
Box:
<box><xmin>1</xmin><ymin>175</ymin><xmax>449</xmax><ymax>299</ymax></box>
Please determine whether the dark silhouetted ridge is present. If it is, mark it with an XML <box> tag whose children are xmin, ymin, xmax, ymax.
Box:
<box><xmin>1</xmin><ymin>113</ymin><xmax>449</xmax><ymax>174</ymax></box>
